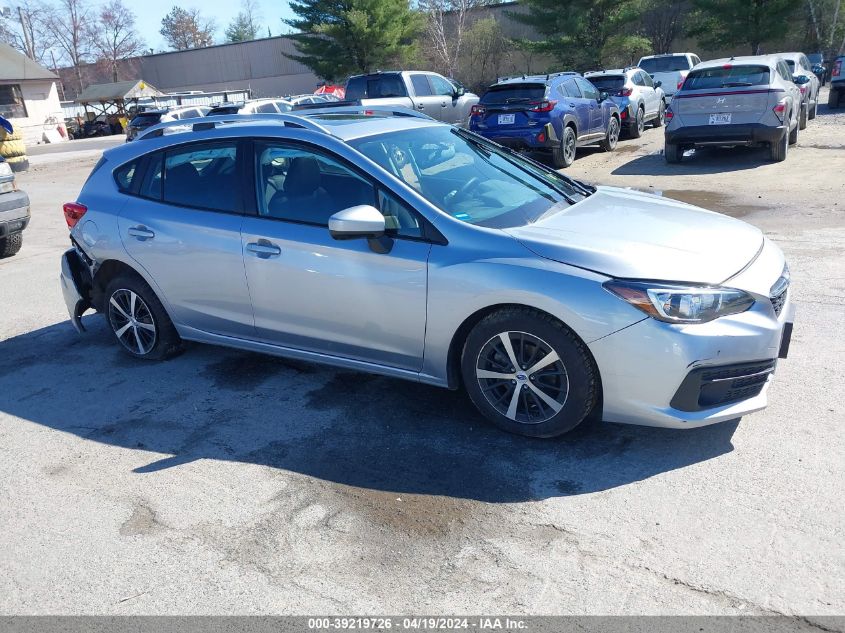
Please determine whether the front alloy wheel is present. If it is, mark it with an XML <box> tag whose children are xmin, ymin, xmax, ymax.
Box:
<box><xmin>476</xmin><ymin>331</ymin><xmax>570</xmax><ymax>425</ymax></box>
<box><xmin>108</xmin><ymin>288</ymin><xmax>157</xmax><ymax>355</ymax></box>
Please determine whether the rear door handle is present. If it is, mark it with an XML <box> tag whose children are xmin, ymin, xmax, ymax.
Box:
<box><xmin>128</xmin><ymin>226</ymin><xmax>155</xmax><ymax>240</ymax></box>
<box><xmin>246</xmin><ymin>241</ymin><xmax>281</xmax><ymax>258</ymax></box>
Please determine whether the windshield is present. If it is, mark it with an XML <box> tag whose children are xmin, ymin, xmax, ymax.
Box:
<box><xmin>808</xmin><ymin>54</ymin><xmax>823</xmax><ymax>64</ymax></box>
<box><xmin>785</xmin><ymin>60</ymin><xmax>796</xmax><ymax>71</ymax></box>
<box><xmin>480</xmin><ymin>84</ymin><xmax>546</xmax><ymax>105</ymax></box>
<box><xmin>129</xmin><ymin>113</ymin><xmax>162</xmax><ymax>127</ymax></box>
<box><xmin>682</xmin><ymin>65</ymin><xmax>770</xmax><ymax>90</ymax></box>
<box><xmin>639</xmin><ymin>56</ymin><xmax>691</xmax><ymax>73</ymax></box>
<box><xmin>348</xmin><ymin>126</ymin><xmax>587</xmax><ymax>228</ymax></box>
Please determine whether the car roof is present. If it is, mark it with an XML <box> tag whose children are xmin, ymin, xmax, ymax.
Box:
<box><xmin>584</xmin><ymin>68</ymin><xmax>633</xmax><ymax>77</ymax></box>
<box><xmin>694</xmin><ymin>55</ymin><xmax>781</xmax><ymax>70</ymax></box>
<box><xmin>492</xmin><ymin>72</ymin><xmax>579</xmax><ymax>86</ymax></box>
<box><xmin>639</xmin><ymin>53</ymin><xmax>695</xmax><ymax>59</ymax></box>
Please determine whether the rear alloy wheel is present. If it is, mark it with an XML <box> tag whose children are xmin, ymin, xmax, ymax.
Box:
<box><xmin>600</xmin><ymin>116</ymin><xmax>620</xmax><ymax>152</ymax></box>
<box><xmin>770</xmin><ymin>131</ymin><xmax>788</xmax><ymax>162</ymax></box>
<box><xmin>629</xmin><ymin>106</ymin><xmax>645</xmax><ymax>138</ymax></box>
<box><xmin>653</xmin><ymin>102</ymin><xmax>666</xmax><ymax>128</ymax></box>
<box><xmin>461</xmin><ymin>308</ymin><xmax>598</xmax><ymax>438</ymax></box>
<box><xmin>665</xmin><ymin>142</ymin><xmax>682</xmax><ymax>164</ymax></box>
<box><xmin>105</xmin><ymin>275</ymin><xmax>182</xmax><ymax>360</ymax></box>
<box><xmin>552</xmin><ymin>126</ymin><xmax>577</xmax><ymax>168</ymax></box>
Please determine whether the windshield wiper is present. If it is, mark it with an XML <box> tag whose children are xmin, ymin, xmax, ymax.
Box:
<box><xmin>721</xmin><ymin>82</ymin><xmax>753</xmax><ymax>87</ymax></box>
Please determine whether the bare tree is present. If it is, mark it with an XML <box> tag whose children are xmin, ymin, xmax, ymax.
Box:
<box><xmin>806</xmin><ymin>0</ymin><xmax>845</xmax><ymax>56</ymax></box>
<box><xmin>460</xmin><ymin>16</ymin><xmax>510</xmax><ymax>92</ymax></box>
<box><xmin>43</xmin><ymin>0</ymin><xmax>94</xmax><ymax>93</ymax></box>
<box><xmin>91</xmin><ymin>0</ymin><xmax>145</xmax><ymax>82</ymax></box>
<box><xmin>1</xmin><ymin>0</ymin><xmax>54</xmax><ymax>63</ymax></box>
<box><xmin>160</xmin><ymin>6</ymin><xmax>215</xmax><ymax>50</ymax></box>
<box><xmin>640</xmin><ymin>0</ymin><xmax>685</xmax><ymax>53</ymax></box>
<box><xmin>418</xmin><ymin>0</ymin><xmax>488</xmax><ymax>78</ymax></box>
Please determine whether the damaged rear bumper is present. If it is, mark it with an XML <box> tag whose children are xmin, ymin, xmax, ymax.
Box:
<box><xmin>59</xmin><ymin>247</ymin><xmax>93</xmax><ymax>332</ymax></box>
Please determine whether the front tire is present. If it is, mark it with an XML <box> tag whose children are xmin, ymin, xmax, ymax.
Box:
<box><xmin>788</xmin><ymin>116</ymin><xmax>799</xmax><ymax>145</ymax></box>
<box><xmin>808</xmin><ymin>97</ymin><xmax>817</xmax><ymax>120</ymax></box>
<box><xmin>461</xmin><ymin>308</ymin><xmax>599</xmax><ymax>438</ymax></box>
<box><xmin>799</xmin><ymin>103</ymin><xmax>808</xmax><ymax>130</ymax></box>
<box><xmin>104</xmin><ymin>274</ymin><xmax>182</xmax><ymax>360</ymax></box>
<box><xmin>653</xmin><ymin>101</ymin><xmax>666</xmax><ymax>128</ymax></box>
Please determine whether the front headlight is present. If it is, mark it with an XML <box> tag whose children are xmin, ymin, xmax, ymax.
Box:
<box><xmin>604</xmin><ymin>280</ymin><xmax>755</xmax><ymax>324</ymax></box>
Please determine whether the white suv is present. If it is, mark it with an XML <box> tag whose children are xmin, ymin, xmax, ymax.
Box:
<box><xmin>638</xmin><ymin>53</ymin><xmax>701</xmax><ymax>98</ymax></box>
<box><xmin>584</xmin><ymin>67</ymin><xmax>666</xmax><ymax>138</ymax></box>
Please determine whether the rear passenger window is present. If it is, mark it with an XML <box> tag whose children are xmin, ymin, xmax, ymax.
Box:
<box><xmin>162</xmin><ymin>143</ymin><xmax>241</xmax><ymax>212</ymax></box>
<box><xmin>114</xmin><ymin>161</ymin><xmax>138</xmax><ymax>192</ymax></box>
<box><xmin>411</xmin><ymin>74</ymin><xmax>433</xmax><ymax>96</ymax></box>
<box><xmin>563</xmin><ymin>80</ymin><xmax>581</xmax><ymax>98</ymax></box>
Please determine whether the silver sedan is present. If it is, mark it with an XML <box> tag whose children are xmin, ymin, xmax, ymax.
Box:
<box><xmin>60</xmin><ymin>108</ymin><xmax>793</xmax><ymax>437</ymax></box>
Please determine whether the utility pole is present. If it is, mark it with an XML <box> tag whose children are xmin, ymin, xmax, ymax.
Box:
<box><xmin>50</xmin><ymin>50</ymin><xmax>66</xmax><ymax>101</ymax></box>
<box><xmin>17</xmin><ymin>6</ymin><xmax>34</xmax><ymax>59</ymax></box>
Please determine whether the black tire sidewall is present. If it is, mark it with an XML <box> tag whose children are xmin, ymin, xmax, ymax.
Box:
<box><xmin>104</xmin><ymin>274</ymin><xmax>181</xmax><ymax>360</ymax></box>
<box><xmin>461</xmin><ymin>309</ymin><xmax>597</xmax><ymax>438</ymax></box>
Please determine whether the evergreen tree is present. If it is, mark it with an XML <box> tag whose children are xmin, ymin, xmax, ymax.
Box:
<box><xmin>284</xmin><ymin>0</ymin><xmax>421</xmax><ymax>81</ymax></box>
<box><xmin>688</xmin><ymin>0</ymin><xmax>798</xmax><ymax>55</ymax></box>
<box><xmin>508</xmin><ymin>0</ymin><xmax>641</xmax><ymax>70</ymax></box>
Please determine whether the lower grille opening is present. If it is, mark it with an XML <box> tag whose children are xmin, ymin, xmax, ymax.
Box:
<box><xmin>671</xmin><ymin>360</ymin><xmax>777</xmax><ymax>412</ymax></box>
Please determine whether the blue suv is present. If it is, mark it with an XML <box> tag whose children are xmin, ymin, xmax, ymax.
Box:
<box><xmin>469</xmin><ymin>73</ymin><xmax>621</xmax><ymax>168</ymax></box>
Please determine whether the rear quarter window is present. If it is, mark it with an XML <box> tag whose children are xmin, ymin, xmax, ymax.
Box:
<box><xmin>114</xmin><ymin>160</ymin><xmax>137</xmax><ymax>192</ymax></box>
<box><xmin>683</xmin><ymin>65</ymin><xmax>771</xmax><ymax>90</ymax></box>
<box><xmin>480</xmin><ymin>84</ymin><xmax>547</xmax><ymax>104</ymax></box>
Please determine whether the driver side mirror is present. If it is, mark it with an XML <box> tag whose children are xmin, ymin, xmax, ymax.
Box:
<box><xmin>792</xmin><ymin>74</ymin><xmax>810</xmax><ymax>85</ymax></box>
<box><xmin>598</xmin><ymin>90</ymin><xmax>610</xmax><ymax>102</ymax></box>
<box><xmin>453</xmin><ymin>86</ymin><xmax>465</xmax><ymax>98</ymax></box>
<box><xmin>329</xmin><ymin>205</ymin><xmax>385</xmax><ymax>239</ymax></box>
<box><xmin>654</xmin><ymin>80</ymin><xmax>663</xmax><ymax>88</ymax></box>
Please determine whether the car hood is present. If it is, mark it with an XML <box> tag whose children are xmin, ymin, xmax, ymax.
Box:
<box><xmin>504</xmin><ymin>186</ymin><xmax>763</xmax><ymax>284</ymax></box>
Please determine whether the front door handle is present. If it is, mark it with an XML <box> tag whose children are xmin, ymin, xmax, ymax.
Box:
<box><xmin>246</xmin><ymin>240</ymin><xmax>281</xmax><ymax>258</ymax></box>
<box><xmin>128</xmin><ymin>226</ymin><xmax>155</xmax><ymax>240</ymax></box>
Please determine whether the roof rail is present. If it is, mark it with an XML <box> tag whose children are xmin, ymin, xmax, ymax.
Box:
<box><xmin>292</xmin><ymin>104</ymin><xmax>434</xmax><ymax>120</ymax></box>
<box><xmin>136</xmin><ymin>113</ymin><xmax>333</xmax><ymax>141</ymax></box>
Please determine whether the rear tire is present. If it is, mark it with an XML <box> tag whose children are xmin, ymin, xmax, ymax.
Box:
<box><xmin>600</xmin><ymin>116</ymin><xmax>619</xmax><ymax>152</ymax></box>
<box><xmin>0</xmin><ymin>232</ymin><xmax>22</xmax><ymax>258</ymax></box>
<box><xmin>629</xmin><ymin>106</ymin><xmax>644</xmax><ymax>138</ymax></box>
<box><xmin>552</xmin><ymin>126</ymin><xmax>576</xmax><ymax>168</ymax></box>
<box><xmin>664</xmin><ymin>142</ymin><xmax>682</xmax><ymax>163</ymax></box>
<box><xmin>808</xmin><ymin>98</ymin><xmax>817</xmax><ymax>120</ymax></box>
<box><xmin>461</xmin><ymin>308</ymin><xmax>599</xmax><ymax>438</ymax></box>
<box><xmin>828</xmin><ymin>88</ymin><xmax>842</xmax><ymax>108</ymax></box>
<box><xmin>788</xmin><ymin>116</ymin><xmax>799</xmax><ymax>145</ymax></box>
<box><xmin>799</xmin><ymin>103</ymin><xmax>808</xmax><ymax>130</ymax></box>
<box><xmin>770</xmin><ymin>131</ymin><xmax>788</xmax><ymax>162</ymax></box>
<box><xmin>104</xmin><ymin>274</ymin><xmax>182</xmax><ymax>360</ymax></box>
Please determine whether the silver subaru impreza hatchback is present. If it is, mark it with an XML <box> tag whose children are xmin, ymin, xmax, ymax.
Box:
<box><xmin>59</xmin><ymin>107</ymin><xmax>793</xmax><ymax>438</ymax></box>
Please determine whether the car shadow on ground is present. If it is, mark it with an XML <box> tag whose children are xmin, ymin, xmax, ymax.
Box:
<box><xmin>0</xmin><ymin>319</ymin><xmax>739</xmax><ymax>503</ymax></box>
<box><xmin>612</xmin><ymin>145</ymin><xmax>776</xmax><ymax>176</ymax></box>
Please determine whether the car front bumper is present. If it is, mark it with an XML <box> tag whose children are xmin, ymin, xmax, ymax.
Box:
<box><xmin>0</xmin><ymin>190</ymin><xmax>30</xmax><ymax>237</ymax></box>
<box><xmin>666</xmin><ymin>123</ymin><xmax>786</xmax><ymax>147</ymax></box>
<box><xmin>589</xmin><ymin>289</ymin><xmax>794</xmax><ymax>429</ymax></box>
<box><xmin>59</xmin><ymin>247</ymin><xmax>93</xmax><ymax>332</ymax></box>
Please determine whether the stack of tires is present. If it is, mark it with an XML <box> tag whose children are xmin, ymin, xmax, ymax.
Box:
<box><xmin>0</xmin><ymin>128</ymin><xmax>28</xmax><ymax>173</ymax></box>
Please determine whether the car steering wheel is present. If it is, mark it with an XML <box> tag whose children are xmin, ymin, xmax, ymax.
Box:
<box><xmin>446</xmin><ymin>176</ymin><xmax>482</xmax><ymax>209</ymax></box>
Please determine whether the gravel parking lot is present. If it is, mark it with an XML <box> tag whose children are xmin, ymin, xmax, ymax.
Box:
<box><xmin>1</xmin><ymin>90</ymin><xmax>843</xmax><ymax>616</ymax></box>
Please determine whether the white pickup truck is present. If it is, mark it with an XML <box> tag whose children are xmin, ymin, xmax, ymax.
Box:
<box><xmin>344</xmin><ymin>71</ymin><xmax>479</xmax><ymax>126</ymax></box>
<box><xmin>638</xmin><ymin>53</ymin><xmax>702</xmax><ymax>99</ymax></box>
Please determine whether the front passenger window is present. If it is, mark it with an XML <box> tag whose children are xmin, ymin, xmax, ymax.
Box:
<box><xmin>255</xmin><ymin>143</ymin><xmax>375</xmax><ymax>226</ymax></box>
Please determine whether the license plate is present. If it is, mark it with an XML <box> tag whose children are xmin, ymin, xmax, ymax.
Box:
<box><xmin>709</xmin><ymin>113</ymin><xmax>731</xmax><ymax>125</ymax></box>
<box><xmin>498</xmin><ymin>114</ymin><xmax>515</xmax><ymax>125</ymax></box>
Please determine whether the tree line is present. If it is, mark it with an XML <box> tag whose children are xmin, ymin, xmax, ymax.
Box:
<box><xmin>2</xmin><ymin>0</ymin><xmax>844</xmax><ymax>96</ymax></box>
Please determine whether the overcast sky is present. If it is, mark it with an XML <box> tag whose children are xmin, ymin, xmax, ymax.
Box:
<box><xmin>133</xmin><ymin>0</ymin><xmax>297</xmax><ymax>52</ymax></box>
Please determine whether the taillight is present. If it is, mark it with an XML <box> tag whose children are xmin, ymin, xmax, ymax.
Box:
<box><xmin>833</xmin><ymin>60</ymin><xmax>841</xmax><ymax>77</ymax></box>
<box><xmin>773</xmin><ymin>101</ymin><xmax>787</xmax><ymax>122</ymax></box>
<box><xmin>800</xmin><ymin>85</ymin><xmax>807</xmax><ymax>95</ymax></box>
<box><xmin>63</xmin><ymin>202</ymin><xmax>87</xmax><ymax>228</ymax></box>
<box><xmin>617</xmin><ymin>88</ymin><xmax>633</xmax><ymax>97</ymax></box>
<box><xmin>620</xmin><ymin>110</ymin><xmax>627</xmax><ymax>119</ymax></box>
<box><xmin>529</xmin><ymin>100</ymin><xmax>557</xmax><ymax>112</ymax></box>
<box><xmin>665</xmin><ymin>106</ymin><xmax>674</xmax><ymax>121</ymax></box>
<box><xmin>677</xmin><ymin>79</ymin><xmax>686</xmax><ymax>91</ymax></box>
<box><xmin>470</xmin><ymin>104</ymin><xmax>486</xmax><ymax>117</ymax></box>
